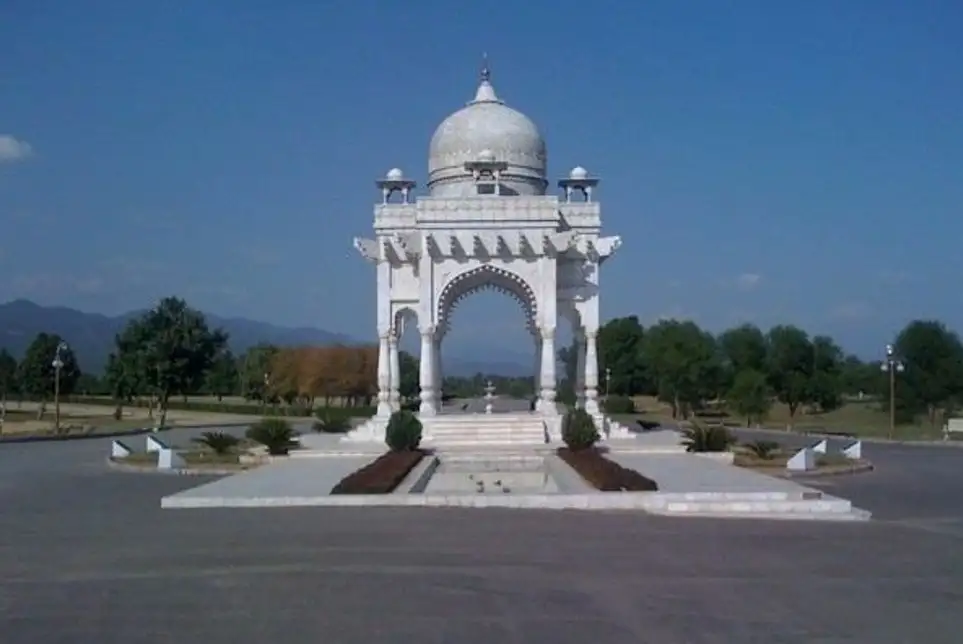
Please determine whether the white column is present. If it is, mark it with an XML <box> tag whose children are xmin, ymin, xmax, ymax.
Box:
<box><xmin>533</xmin><ymin>338</ymin><xmax>542</xmax><ymax>410</ymax></box>
<box><xmin>419</xmin><ymin>327</ymin><xmax>437</xmax><ymax>416</ymax></box>
<box><xmin>574</xmin><ymin>332</ymin><xmax>586</xmax><ymax>409</ymax></box>
<box><xmin>376</xmin><ymin>332</ymin><xmax>391</xmax><ymax>416</ymax></box>
<box><xmin>433</xmin><ymin>337</ymin><xmax>443</xmax><ymax>410</ymax></box>
<box><xmin>539</xmin><ymin>327</ymin><xmax>556</xmax><ymax>412</ymax></box>
<box><xmin>389</xmin><ymin>331</ymin><xmax>400</xmax><ymax>411</ymax></box>
<box><xmin>584</xmin><ymin>330</ymin><xmax>600</xmax><ymax>415</ymax></box>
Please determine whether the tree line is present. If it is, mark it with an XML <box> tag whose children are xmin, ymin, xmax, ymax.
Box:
<box><xmin>558</xmin><ymin>316</ymin><xmax>963</xmax><ymax>426</ymax></box>
<box><xmin>0</xmin><ymin>297</ymin><xmax>384</xmax><ymax>424</ymax></box>
<box><xmin>3</xmin><ymin>297</ymin><xmax>962</xmax><ymax>428</ymax></box>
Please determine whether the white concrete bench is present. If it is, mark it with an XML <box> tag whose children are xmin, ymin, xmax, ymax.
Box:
<box><xmin>943</xmin><ymin>418</ymin><xmax>963</xmax><ymax>441</ymax></box>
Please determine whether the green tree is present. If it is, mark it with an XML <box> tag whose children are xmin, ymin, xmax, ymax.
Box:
<box><xmin>765</xmin><ymin>325</ymin><xmax>813</xmax><ymax>421</ymax></box>
<box><xmin>719</xmin><ymin>324</ymin><xmax>768</xmax><ymax>376</ymax></box>
<box><xmin>808</xmin><ymin>335</ymin><xmax>843</xmax><ymax>411</ymax></box>
<box><xmin>894</xmin><ymin>320</ymin><xmax>963</xmax><ymax>426</ymax></box>
<box><xmin>597</xmin><ymin>316</ymin><xmax>648</xmax><ymax>396</ymax></box>
<box><xmin>239</xmin><ymin>343</ymin><xmax>279</xmax><ymax>401</ymax></box>
<box><xmin>838</xmin><ymin>355</ymin><xmax>880</xmax><ymax>397</ymax></box>
<box><xmin>727</xmin><ymin>369</ymin><xmax>771</xmax><ymax>426</ymax></box>
<box><xmin>205</xmin><ymin>348</ymin><xmax>239</xmax><ymax>401</ymax></box>
<box><xmin>0</xmin><ymin>349</ymin><xmax>17</xmax><ymax>415</ymax></box>
<box><xmin>117</xmin><ymin>297</ymin><xmax>227</xmax><ymax>428</ymax></box>
<box><xmin>398</xmin><ymin>351</ymin><xmax>420</xmax><ymax>401</ymax></box>
<box><xmin>18</xmin><ymin>333</ymin><xmax>81</xmax><ymax>419</ymax></box>
<box><xmin>104</xmin><ymin>348</ymin><xmax>144</xmax><ymax>419</ymax></box>
<box><xmin>642</xmin><ymin>320</ymin><xmax>721</xmax><ymax>418</ymax></box>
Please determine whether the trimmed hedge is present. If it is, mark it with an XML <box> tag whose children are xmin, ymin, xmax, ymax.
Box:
<box><xmin>66</xmin><ymin>396</ymin><xmax>375</xmax><ymax>420</ymax></box>
<box><xmin>330</xmin><ymin>450</ymin><xmax>426</xmax><ymax>494</ymax></box>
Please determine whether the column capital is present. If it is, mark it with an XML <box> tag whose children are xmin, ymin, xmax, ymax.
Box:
<box><xmin>419</xmin><ymin>325</ymin><xmax>436</xmax><ymax>337</ymax></box>
<box><xmin>388</xmin><ymin>329</ymin><xmax>400</xmax><ymax>343</ymax></box>
<box><xmin>585</xmin><ymin>329</ymin><xmax>598</xmax><ymax>341</ymax></box>
<box><xmin>540</xmin><ymin>326</ymin><xmax>556</xmax><ymax>340</ymax></box>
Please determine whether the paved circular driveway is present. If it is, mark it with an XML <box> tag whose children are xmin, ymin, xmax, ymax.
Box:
<box><xmin>1</xmin><ymin>427</ymin><xmax>962</xmax><ymax>643</ymax></box>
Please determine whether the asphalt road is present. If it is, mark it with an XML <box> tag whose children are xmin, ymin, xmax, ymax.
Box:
<box><xmin>1</xmin><ymin>425</ymin><xmax>962</xmax><ymax>643</ymax></box>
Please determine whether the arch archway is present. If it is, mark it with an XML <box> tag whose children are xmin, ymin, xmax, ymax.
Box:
<box><xmin>434</xmin><ymin>264</ymin><xmax>540</xmax><ymax>411</ymax></box>
<box><xmin>436</xmin><ymin>264</ymin><xmax>538</xmax><ymax>339</ymax></box>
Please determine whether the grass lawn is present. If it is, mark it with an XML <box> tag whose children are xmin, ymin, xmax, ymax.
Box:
<box><xmin>621</xmin><ymin>396</ymin><xmax>948</xmax><ymax>441</ymax></box>
<box><xmin>118</xmin><ymin>449</ymin><xmax>250</xmax><ymax>469</ymax></box>
<box><xmin>0</xmin><ymin>411</ymin><xmax>156</xmax><ymax>437</ymax></box>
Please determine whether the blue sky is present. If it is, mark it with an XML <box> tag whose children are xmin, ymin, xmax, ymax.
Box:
<box><xmin>1</xmin><ymin>0</ymin><xmax>961</xmax><ymax>362</ymax></box>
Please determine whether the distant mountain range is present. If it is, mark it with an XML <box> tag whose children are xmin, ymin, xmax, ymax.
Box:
<box><xmin>0</xmin><ymin>299</ymin><xmax>529</xmax><ymax>377</ymax></box>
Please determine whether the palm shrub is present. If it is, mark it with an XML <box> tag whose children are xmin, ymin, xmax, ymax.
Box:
<box><xmin>561</xmin><ymin>408</ymin><xmax>600</xmax><ymax>451</ymax></box>
<box><xmin>246</xmin><ymin>417</ymin><xmax>298</xmax><ymax>456</ymax></box>
<box><xmin>680</xmin><ymin>420</ymin><xmax>736</xmax><ymax>453</ymax></box>
<box><xmin>385</xmin><ymin>410</ymin><xmax>422</xmax><ymax>451</ymax></box>
<box><xmin>744</xmin><ymin>440</ymin><xmax>780</xmax><ymax>460</ymax></box>
<box><xmin>191</xmin><ymin>431</ymin><xmax>240</xmax><ymax>455</ymax></box>
<box><xmin>313</xmin><ymin>408</ymin><xmax>352</xmax><ymax>434</ymax></box>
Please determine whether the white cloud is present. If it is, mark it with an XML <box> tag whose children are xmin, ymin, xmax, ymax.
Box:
<box><xmin>735</xmin><ymin>272</ymin><xmax>763</xmax><ymax>290</ymax></box>
<box><xmin>0</xmin><ymin>135</ymin><xmax>34</xmax><ymax>163</ymax></box>
<box><xmin>828</xmin><ymin>302</ymin><xmax>873</xmax><ymax>321</ymax></box>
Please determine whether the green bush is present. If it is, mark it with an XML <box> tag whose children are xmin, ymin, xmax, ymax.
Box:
<box><xmin>680</xmin><ymin>421</ymin><xmax>736</xmax><ymax>453</ymax></box>
<box><xmin>602</xmin><ymin>395</ymin><xmax>635</xmax><ymax>414</ymax></box>
<box><xmin>191</xmin><ymin>431</ymin><xmax>241</xmax><ymax>455</ymax></box>
<box><xmin>246</xmin><ymin>417</ymin><xmax>299</xmax><ymax>456</ymax></box>
<box><xmin>385</xmin><ymin>410</ymin><xmax>422</xmax><ymax>451</ymax></box>
<box><xmin>561</xmin><ymin>408</ymin><xmax>600</xmax><ymax>451</ymax></box>
<box><xmin>313</xmin><ymin>408</ymin><xmax>352</xmax><ymax>434</ymax></box>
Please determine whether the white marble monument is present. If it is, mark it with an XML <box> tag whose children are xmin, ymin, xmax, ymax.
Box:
<box><xmin>346</xmin><ymin>61</ymin><xmax>622</xmax><ymax>444</ymax></box>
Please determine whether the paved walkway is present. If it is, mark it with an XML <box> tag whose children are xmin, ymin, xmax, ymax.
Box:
<box><xmin>606</xmin><ymin>452</ymin><xmax>815</xmax><ymax>495</ymax></box>
<box><xmin>164</xmin><ymin>457</ymin><xmax>373</xmax><ymax>503</ymax></box>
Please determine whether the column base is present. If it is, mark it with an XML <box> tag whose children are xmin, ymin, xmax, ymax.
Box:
<box><xmin>341</xmin><ymin>414</ymin><xmax>389</xmax><ymax>443</ymax></box>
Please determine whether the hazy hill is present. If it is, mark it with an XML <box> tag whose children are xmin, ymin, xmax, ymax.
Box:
<box><xmin>0</xmin><ymin>300</ymin><xmax>529</xmax><ymax>376</ymax></box>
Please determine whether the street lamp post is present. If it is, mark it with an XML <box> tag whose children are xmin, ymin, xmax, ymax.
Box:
<box><xmin>52</xmin><ymin>341</ymin><xmax>68</xmax><ymax>434</ymax></box>
<box><xmin>605</xmin><ymin>367</ymin><xmax>612</xmax><ymax>400</ymax></box>
<box><xmin>880</xmin><ymin>343</ymin><xmax>905</xmax><ymax>440</ymax></box>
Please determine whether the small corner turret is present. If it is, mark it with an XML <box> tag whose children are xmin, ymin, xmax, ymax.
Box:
<box><xmin>558</xmin><ymin>166</ymin><xmax>599</xmax><ymax>203</ymax></box>
<box><xmin>376</xmin><ymin>167</ymin><xmax>417</xmax><ymax>204</ymax></box>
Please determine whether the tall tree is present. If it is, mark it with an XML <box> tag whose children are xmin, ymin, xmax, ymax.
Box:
<box><xmin>205</xmin><ymin>349</ymin><xmax>239</xmax><ymax>401</ymax></box>
<box><xmin>727</xmin><ymin>369</ymin><xmax>771</xmax><ymax>426</ymax></box>
<box><xmin>117</xmin><ymin>297</ymin><xmax>227</xmax><ymax>427</ymax></box>
<box><xmin>597</xmin><ymin>316</ymin><xmax>648</xmax><ymax>395</ymax></box>
<box><xmin>642</xmin><ymin>320</ymin><xmax>721</xmax><ymax>418</ymax></box>
<box><xmin>894</xmin><ymin>320</ymin><xmax>963</xmax><ymax>425</ymax></box>
<box><xmin>0</xmin><ymin>349</ymin><xmax>17</xmax><ymax>411</ymax></box>
<box><xmin>239</xmin><ymin>343</ymin><xmax>279</xmax><ymax>402</ymax></box>
<box><xmin>719</xmin><ymin>324</ymin><xmax>768</xmax><ymax>375</ymax></box>
<box><xmin>18</xmin><ymin>333</ymin><xmax>81</xmax><ymax>419</ymax></box>
<box><xmin>765</xmin><ymin>325</ymin><xmax>813</xmax><ymax>421</ymax></box>
<box><xmin>399</xmin><ymin>351</ymin><xmax>420</xmax><ymax>402</ymax></box>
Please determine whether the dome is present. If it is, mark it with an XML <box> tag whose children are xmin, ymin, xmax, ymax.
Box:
<box><xmin>570</xmin><ymin>166</ymin><xmax>588</xmax><ymax>180</ymax></box>
<box><xmin>427</xmin><ymin>66</ymin><xmax>548</xmax><ymax>197</ymax></box>
<box><xmin>385</xmin><ymin>167</ymin><xmax>404</xmax><ymax>181</ymax></box>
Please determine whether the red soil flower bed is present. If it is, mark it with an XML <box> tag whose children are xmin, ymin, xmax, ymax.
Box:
<box><xmin>557</xmin><ymin>447</ymin><xmax>659</xmax><ymax>492</ymax></box>
<box><xmin>330</xmin><ymin>450</ymin><xmax>426</xmax><ymax>495</ymax></box>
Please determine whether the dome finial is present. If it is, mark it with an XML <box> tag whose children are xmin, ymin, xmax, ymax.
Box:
<box><xmin>471</xmin><ymin>54</ymin><xmax>501</xmax><ymax>104</ymax></box>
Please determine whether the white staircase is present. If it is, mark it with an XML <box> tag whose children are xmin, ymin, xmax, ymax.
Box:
<box><xmin>422</xmin><ymin>413</ymin><xmax>548</xmax><ymax>448</ymax></box>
